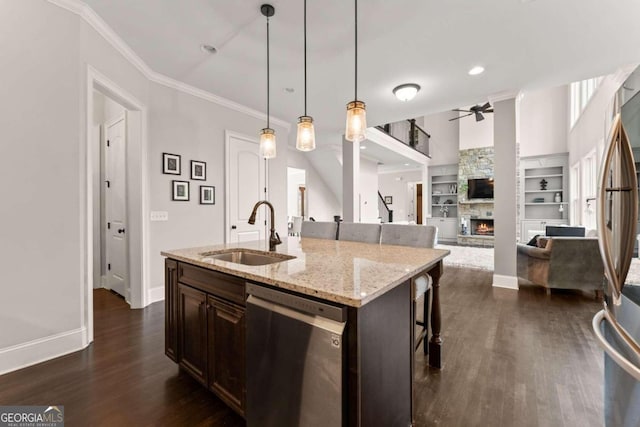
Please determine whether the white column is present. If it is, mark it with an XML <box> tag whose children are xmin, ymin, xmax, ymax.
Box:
<box><xmin>492</xmin><ymin>97</ymin><xmax>519</xmax><ymax>289</ymax></box>
<box><xmin>342</xmin><ymin>136</ymin><xmax>360</xmax><ymax>222</ymax></box>
<box><xmin>421</xmin><ymin>163</ymin><xmax>429</xmax><ymax>225</ymax></box>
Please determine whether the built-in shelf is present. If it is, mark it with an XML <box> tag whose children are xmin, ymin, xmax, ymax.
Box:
<box><xmin>459</xmin><ymin>200</ymin><xmax>495</xmax><ymax>205</ymax></box>
<box><xmin>432</xmin><ymin>193</ymin><xmax>458</xmax><ymax>196</ymax></box>
<box><xmin>525</xmin><ymin>174</ymin><xmax>563</xmax><ymax>179</ymax></box>
<box><xmin>432</xmin><ymin>180</ymin><xmax>457</xmax><ymax>185</ymax></box>
<box><xmin>431</xmin><ymin>204</ymin><xmax>458</xmax><ymax>207</ymax></box>
<box><xmin>525</xmin><ymin>202</ymin><xmax>568</xmax><ymax>206</ymax></box>
<box><xmin>524</xmin><ymin>189</ymin><xmax>563</xmax><ymax>193</ymax></box>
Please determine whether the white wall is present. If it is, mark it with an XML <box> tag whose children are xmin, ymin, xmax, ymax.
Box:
<box><xmin>423</xmin><ymin>111</ymin><xmax>460</xmax><ymax>165</ymax></box>
<box><xmin>459</xmin><ymin>107</ymin><xmax>494</xmax><ymax>149</ymax></box>
<box><xmin>519</xmin><ymin>86</ymin><xmax>569</xmax><ymax>157</ymax></box>
<box><xmin>0</xmin><ymin>1</ymin><xmax>290</xmax><ymax>373</ymax></box>
<box><xmin>359</xmin><ymin>158</ymin><xmax>380</xmax><ymax>222</ymax></box>
<box><xmin>378</xmin><ymin>170</ymin><xmax>423</xmax><ymax>222</ymax></box>
<box><xmin>287</xmin><ymin>149</ymin><xmax>341</xmax><ymax>221</ymax></box>
<box><xmin>147</xmin><ymin>82</ymin><xmax>288</xmax><ymax>294</ymax></box>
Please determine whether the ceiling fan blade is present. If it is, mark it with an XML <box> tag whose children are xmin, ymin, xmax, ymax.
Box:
<box><xmin>452</xmin><ymin>109</ymin><xmax>472</xmax><ymax>113</ymax></box>
<box><xmin>475</xmin><ymin>111</ymin><xmax>485</xmax><ymax>122</ymax></box>
<box><xmin>485</xmin><ymin>109</ymin><xmax>494</xmax><ymax>113</ymax></box>
<box><xmin>481</xmin><ymin>102</ymin><xmax>491</xmax><ymax>111</ymax></box>
<box><xmin>449</xmin><ymin>113</ymin><xmax>474</xmax><ymax>121</ymax></box>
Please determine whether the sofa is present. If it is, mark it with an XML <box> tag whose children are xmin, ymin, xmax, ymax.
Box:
<box><xmin>516</xmin><ymin>236</ymin><xmax>605</xmax><ymax>295</ymax></box>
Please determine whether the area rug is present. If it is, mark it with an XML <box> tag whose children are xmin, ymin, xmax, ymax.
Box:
<box><xmin>436</xmin><ymin>244</ymin><xmax>494</xmax><ymax>271</ymax></box>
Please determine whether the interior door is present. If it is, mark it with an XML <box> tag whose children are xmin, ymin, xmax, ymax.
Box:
<box><xmin>105</xmin><ymin>114</ymin><xmax>128</xmax><ymax>300</ymax></box>
<box><xmin>227</xmin><ymin>133</ymin><xmax>266</xmax><ymax>243</ymax></box>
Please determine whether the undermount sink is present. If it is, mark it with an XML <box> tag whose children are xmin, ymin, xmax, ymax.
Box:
<box><xmin>202</xmin><ymin>249</ymin><xmax>295</xmax><ymax>266</ymax></box>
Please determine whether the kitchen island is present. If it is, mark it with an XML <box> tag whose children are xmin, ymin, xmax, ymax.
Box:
<box><xmin>162</xmin><ymin>236</ymin><xmax>449</xmax><ymax>426</ymax></box>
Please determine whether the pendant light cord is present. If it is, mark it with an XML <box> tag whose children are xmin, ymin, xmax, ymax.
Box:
<box><xmin>267</xmin><ymin>15</ymin><xmax>271</xmax><ymax>128</ymax></box>
<box><xmin>354</xmin><ymin>0</ymin><xmax>358</xmax><ymax>101</ymax></box>
<box><xmin>304</xmin><ymin>0</ymin><xmax>307</xmax><ymax>116</ymax></box>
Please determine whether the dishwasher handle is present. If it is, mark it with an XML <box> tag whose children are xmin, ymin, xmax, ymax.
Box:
<box><xmin>246</xmin><ymin>283</ymin><xmax>346</xmax><ymax>322</ymax></box>
<box><xmin>247</xmin><ymin>294</ymin><xmax>346</xmax><ymax>336</ymax></box>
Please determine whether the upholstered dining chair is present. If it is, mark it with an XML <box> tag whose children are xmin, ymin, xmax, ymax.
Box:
<box><xmin>337</xmin><ymin>222</ymin><xmax>381</xmax><ymax>244</ymax></box>
<box><xmin>380</xmin><ymin>223</ymin><xmax>438</xmax><ymax>355</ymax></box>
<box><xmin>300</xmin><ymin>221</ymin><xmax>338</xmax><ymax>240</ymax></box>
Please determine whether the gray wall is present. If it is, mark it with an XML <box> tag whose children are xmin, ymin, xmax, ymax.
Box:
<box><xmin>378</xmin><ymin>170</ymin><xmax>423</xmax><ymax>222</ymax></box>
<box><xmin>0</xmin><ymin>1</ymin><xmax>289</xmax><ymax>370</ymax></box>
<box><xmin>423</xmin><ymin>111</ymin><xmax>460</xmax><ymax>165</ymax></box>
<box><xmin>519</xmin><ymin>85</ymin><xmax>569</xmax><ymax>157</ymax></box>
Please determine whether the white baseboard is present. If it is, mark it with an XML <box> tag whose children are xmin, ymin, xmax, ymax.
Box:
<box><xmin>0</xmin><ymin>328</ymin><xmax>87</xmax><ymax>375</ymax></box>
<box><xmin>492</xmin><ymin>274</ymin><xmax>519</xmax><ymax>290</ymax></box>
<box><xmin>101</xmin><ymin>275</ymin><xmax>107</xmax><ymax>288</ymax></box>
<box><xmin>147</xmin><ymin>286</ymin><xmax>164</xmax><ymax>304</ymax></box>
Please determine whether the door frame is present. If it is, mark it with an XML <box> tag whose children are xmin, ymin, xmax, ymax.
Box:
<box><xmin>85</xmin><ymin>65</ymin><xmax>149</xmax><ymax>344</ymax></box>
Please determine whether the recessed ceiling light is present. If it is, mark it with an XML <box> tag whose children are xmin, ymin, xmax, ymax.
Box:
<box><xmin>200</xmin><ymin>44</ymin><xmax>217</xmax><ymax>54</ymax></box>
<box><xmin>284</xmin><ymin>87</ymin><xmax>295</xmax><ymax>93</ymax></box>
<box><xmin>393</xmin><ymin>84</ymin><xmax>421</xmax><ymax>102</ymax></box>
<box><xmin>360</xmin><ymin>146</ymin><xmax>366</xmax><ymax>150</ymax></box>
<box><xmin>404</xmin><ymin>163</ymin><xmax>410</xmax><ymax>166</ymax></box>
<box><xmin>468</xmin><ymin>66</ymin><xmax>485</xmax><ymax>76</ymax></box>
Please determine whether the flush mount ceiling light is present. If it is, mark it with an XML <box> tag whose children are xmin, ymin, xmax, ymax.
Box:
<box><xmin>468</xmin><ymin>66</ymin><xmax>485</xmax><ymax>76</ymax></box>
<box><xmin>296</xmin><ymin>0</ymin><xmax>316</xmax><ymax>152</ymax></box>
<box><xmin>393</xmin><ymin>84</ymin><xmax>420</xmax><ymax>102</ymax></box>
<box><xmin>200</xmin><ymin>44</ymin><xmax>217</xmax><ymax>54</ymax></box>
<box><xmin>345</xmin><ymin>0</ymin><xmax>367</xmax><ymax>143</ymax></box>
<box><xmin>259</xmin><ymin>4</ymin><xmax>276</xmax><ymax>159</ymax></box>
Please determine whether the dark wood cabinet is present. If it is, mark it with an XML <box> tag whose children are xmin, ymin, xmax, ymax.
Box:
<box><xmin>178</xmin><ymin>283</ymin><xmax>208</xmax><ymax>385</ymax></box>
<box><xmin>207</xmin><ymin>296</ymin><xmax>246</xmax><ymax>414</ymax></box>
<box><xmin>165</xmin><ymin>259</ymin><xmax>178</xmax><ymax>361</ymax></box>
<box><xmin>169</xmin><ymin>262</ymin><xmax>247</xmax><ymax>417</ymax></box>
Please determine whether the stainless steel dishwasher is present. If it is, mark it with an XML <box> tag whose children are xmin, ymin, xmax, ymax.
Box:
<box><xmin>245</xmin><ymin>282</ymin><xmax>346</xmax><ymax>427</ymax></box>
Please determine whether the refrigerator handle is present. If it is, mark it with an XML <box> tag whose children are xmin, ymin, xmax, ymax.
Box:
<box><xmin>592</xmin><ymin>309</ymin><xmax>640</xmax><ymax>381</ymax></box>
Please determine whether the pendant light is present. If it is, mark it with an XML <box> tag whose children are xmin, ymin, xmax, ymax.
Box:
<box><xmin>296</xmin><ymin>0</ymin><xmax>316</xmax><ymax>151</ymax></box>
<box><xmin>345</xmin><ymin>0</ymin><xmax>367</xmax><ymax>143</ymax></box>
<box><xmin>260</xmin><ymin>4</ymin><xmax>276</xmax><ymax>159</ymax></box>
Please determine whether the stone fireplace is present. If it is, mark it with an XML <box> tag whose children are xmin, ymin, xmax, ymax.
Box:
<box><xmin>470</xmin><ymin>219</ymin><xmax>494</xmax><ymax>236</ymax></box>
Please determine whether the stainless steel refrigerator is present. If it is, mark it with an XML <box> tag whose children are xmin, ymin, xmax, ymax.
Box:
<box><xmin>593</xmin><ymin>72</ymin><xmax>640</xmax><ymax>427</ymax></box>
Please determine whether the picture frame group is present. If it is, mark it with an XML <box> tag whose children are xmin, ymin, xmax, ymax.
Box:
<box><xmin>165</xmin><ymin>153</ymin><xmax>214</xmax><ymax>204</ymax></box>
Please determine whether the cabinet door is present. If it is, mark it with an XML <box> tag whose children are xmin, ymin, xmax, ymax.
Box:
<box><xmin>178</xmin><ymin>284</ymin><xmax>208</xmax><ymax>385</ymax></box>
<box><xmin>208</xmin><ymin>296</ymin><xmax>246</xmax><ymax>414</ymax></box>
<box><xmin>165</xmin><ymin>259</ymin><xmax>178</xmax><ymax>361</ymax></box>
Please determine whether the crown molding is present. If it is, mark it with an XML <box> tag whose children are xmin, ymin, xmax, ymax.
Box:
<box><xmin>488</xmin><ymin>90</ymin><xmax>520</xmax><ymax>104</ymax></box>
<box><xmin>47</xmin><ymin>0</ymin><xmax>291</xmax><ymax>130</ymax></box>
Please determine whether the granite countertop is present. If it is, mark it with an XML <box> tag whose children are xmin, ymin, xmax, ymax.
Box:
<box><xmin>162</xmin><ymin>236</ymin><xmax>449</xmax><ymax>307</ymax></box>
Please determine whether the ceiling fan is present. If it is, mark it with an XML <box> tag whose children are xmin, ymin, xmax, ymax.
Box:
<box><xmin>448</xmin><ymin>102</ymin><xmax>494</xmax><ymax>122</ymax></box>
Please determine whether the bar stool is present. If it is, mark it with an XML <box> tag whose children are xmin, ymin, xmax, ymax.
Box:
<box><xmin>300</xmin><ymin>221</ymin><xmax>338</xmax><ymax>240</ymax></box>
<box><xmin>380</xmin><ymin>223</ymin><xmax>438</xmax><ymax>354</ymax></box>
<box><xmin>337</xmin><ymin>222</ymin><xmax>381</xmax><ymax>244</ymax></box>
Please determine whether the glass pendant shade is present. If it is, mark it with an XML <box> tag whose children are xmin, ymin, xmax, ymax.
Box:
<box><xmin>259</xmin><ymin>128</ymin><xmax>276</xmax><ymax>159</ymax></box>
<box><xmin>345</xmin><ymin>100</ymin><xmax>367</xmax><ymax>142</ymax></box>
<box><xmin>296</xmin><ymin>116</ymin><xmax>316</xmax><ymax>151</ymax></box>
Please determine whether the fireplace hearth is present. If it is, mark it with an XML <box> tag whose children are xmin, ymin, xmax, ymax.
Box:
<box><xmin>470</xmin><ymin>219</ymin><xmax>494</xmax><ymax>236</ymax></box>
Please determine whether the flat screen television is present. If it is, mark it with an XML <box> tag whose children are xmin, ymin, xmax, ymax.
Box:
<box><xmin>468</xmin><ymin>178</ymin><xmax>494</xmax><ymax>199</ymax></box>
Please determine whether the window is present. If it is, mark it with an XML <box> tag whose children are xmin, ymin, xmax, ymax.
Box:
<box><xmin>570</xmin><ymin>77</ymin><xmax>603</xmax><ymax>128</ymax></box>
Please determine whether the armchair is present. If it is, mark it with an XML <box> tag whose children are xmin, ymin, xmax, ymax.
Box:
<box><xmin>517</xmin><ymin>237</ymin><xmax>604</xmax><ymax>296</ymax></box>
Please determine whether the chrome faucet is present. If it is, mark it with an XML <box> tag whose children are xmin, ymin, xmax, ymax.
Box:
<box><xmin>248</xmin><ymin>200</ymin><xmax>282</xmax><ymax>252</ymax></box>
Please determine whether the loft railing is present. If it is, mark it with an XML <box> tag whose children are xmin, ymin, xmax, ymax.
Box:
<box><xmin>378</xmin><ymin>191</ymin><xmax>393</xmax><ymax>223</ymax></box>
<box><xmin>375</xmin><ymin>119</ymin><xmax>431</xmax><ymax>158</ymax></box>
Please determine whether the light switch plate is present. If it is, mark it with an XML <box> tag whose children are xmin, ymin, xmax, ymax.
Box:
<box><xmin>151</xmin><ymin>211</ymin><xmax>169</xmax><ymax>221</ymax></box>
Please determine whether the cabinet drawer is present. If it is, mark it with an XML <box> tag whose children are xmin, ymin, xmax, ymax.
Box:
<box><xmin>178</xmin><ymin>262</ymin><xmax>245</xmax><ymax>306</ymax></box>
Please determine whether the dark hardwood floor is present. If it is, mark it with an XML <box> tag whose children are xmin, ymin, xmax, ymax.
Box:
<box><xmin>0</xmin><ymin>268</ymin><xmax>603</xmax><ymax>427</ymax></box>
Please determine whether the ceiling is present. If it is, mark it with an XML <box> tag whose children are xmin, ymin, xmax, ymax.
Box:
<box><xmin>359</xmin><ymin>141</ymin><xmax>422</xmax><ymax>172</ymax></box>
<box><xmin>84</xmin><ymin>0</ymin><xmax>640</xmax><ymax>136</ymax></box>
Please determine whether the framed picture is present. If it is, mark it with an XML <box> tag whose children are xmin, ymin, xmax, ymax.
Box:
<box><xmin>163</xmin><ymin>153</ymin><xmax>181</xmax><ymax>175</ymax></box>
<box><xmin>200</xmin><ymin>186</ymin><xmax>215</xmax><ymax>205</ymax></box>
<box><xmin>384</xmin><ymin>196</ymin><xmax>393</xmax><ymax>204</ymax></box>
<box><xmin>172</xmin><ymin>180</ymin><xmax>189</xmax><ymax>201</ymax></box>
<box><xmin>191</xmin><ymin>161</ymin><xmax>206</xmax><ymax>180</ymax></box>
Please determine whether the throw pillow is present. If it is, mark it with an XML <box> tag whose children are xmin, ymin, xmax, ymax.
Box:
<box><xmin>526</xmin><ymin>234</ymin><xmax>540</xmax><ymax>247</ymax></box>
